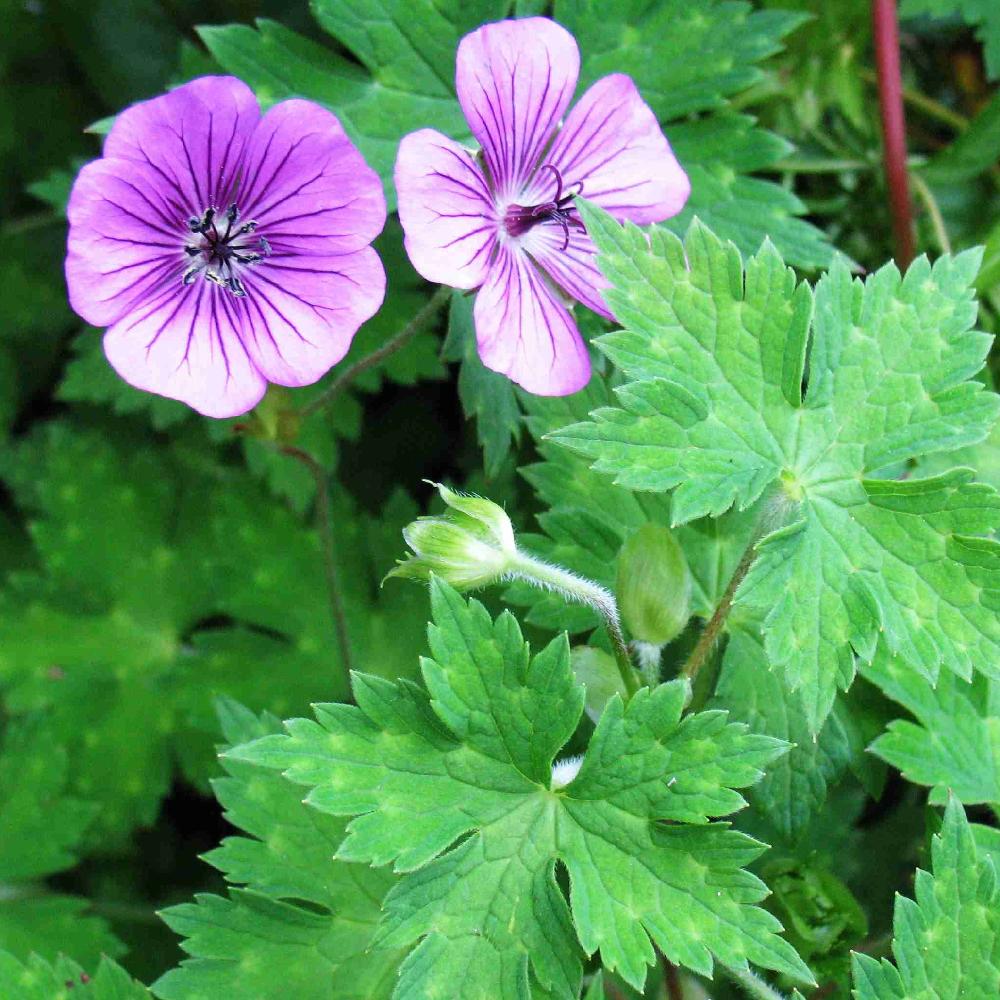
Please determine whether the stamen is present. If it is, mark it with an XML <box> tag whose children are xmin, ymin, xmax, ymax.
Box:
<box><xmin>180</xmin><ymin>203</ymin><xmax>267</xmax><ymax>297</ymax></box>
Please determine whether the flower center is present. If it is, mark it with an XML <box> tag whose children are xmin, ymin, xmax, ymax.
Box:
<box><xmin>182</xmin><ymin>203</ymin><xmax>270</xmax><ymax>297</ymax></box>
<box><xmin>502</xmin><ymin>164</ymin><xmax>585</xmax><ymax>250</ymax></box>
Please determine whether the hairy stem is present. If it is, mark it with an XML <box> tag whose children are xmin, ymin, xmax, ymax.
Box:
<box><xmin>680</xmin><ymin>540</ymin><xmax>757</xmax><ymax>683</ymax></box>
<box><xmin>726</xmin><ymin>967</ymin><xmax>795</xmax><ymax>1000</ymax></box>
<box><xmin>283</xmin><ymin>447</ymin><xmax>354</xmax><ymax>687</ymax></box>
<box><xmin>910</xmin><ymin>172</ymin><xmax>953</xmax><ymax>254</ymax></box>
<box><xmin>872</xmin><ymin>0</ymin><xmax>916</xmax><ymax>267</ymax></box>
<box><xmin>301</xmin><ymin>285</ymin><xmax>450</xmax><ymax>418</ymax></box>
<box><xmin>509</xmin><ymin>551</ymin><xmax>640</xmax><ymax>698</ymax></box>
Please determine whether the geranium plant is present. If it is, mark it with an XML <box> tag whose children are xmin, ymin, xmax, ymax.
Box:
<box><xmin>2</xmin><ymin>2</ymin><xmax>1000</xmax><ymax>999</ymax></box>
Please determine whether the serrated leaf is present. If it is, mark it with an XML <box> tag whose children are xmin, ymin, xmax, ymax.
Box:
<box><xmin>153</xmin><ymin>700</ymin><xmax>401</xmax><ymax>1000</ymax></box>
<box><xmin>851</xmin><ymin>798</ymin><xmax>1000</xmax><ymax>998</ymax></box>
<box><xmin>864</xmin><ymin>644</ymin><xmax>1000</xmax><ymax>806</ymax></box>
<box><xmin>0</xmin><ymin>422</ymin><xmax>428</xmax><ymax>842</ymax></box>
<box><xmin>552</xmin><ymin>207</ymin><xmax>1000</xmax><ymax>730</ymax></box>
<box><xmin>0</xmin><ymin>951</ymin><xmax>149</xmax><ymax>1000</ymax></box>
<box><xmin>711</xmin><ymin>626</ymin><xmax>854</xmax><ymax>842</ymax></box>
<box><xmin>230</xmin><ymin>581</ymin><xmax>810</xmax><ymax>996</ymax></box>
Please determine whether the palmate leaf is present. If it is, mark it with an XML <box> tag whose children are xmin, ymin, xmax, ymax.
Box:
<box><xmin>851</xmin><ymin>799</ymin><xmax>1000</xmax><ymax>998</ymax></box>
<box><xmin>710</xmin><ymin>627</ymin><xmax>855</xmax><ymax>843</ymax></box>
<box><xmin>552</xmin><ymin>206</ymin><xmax>1000</xmax><ymax>731</ymax></box>
<box><xmin>0</xmin><ymin>420</ymin><xmax>428</xmax><ymax>843</ymax></box>
<box><xmin>231</xmin><ymin>580</ymin><xmax>812</xmax><ymax>997</ymax></box>
<box><xmin>153</xmin><ymin>701</ymin><xmax>401</xmax><ymax>1000</ymax></box>
<box><xmin>0</xmin><ymin>951</ymin><xmax>149</xmax><ymax>1000</ymax></box>
<box><xmin>863</xmin><ymin>644</ymin><xmax>1000</xmax><ymax>807</ymax></box>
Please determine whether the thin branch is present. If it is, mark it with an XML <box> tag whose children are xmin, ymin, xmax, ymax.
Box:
<box><xmin>910</xmin><ymin>172</ymin><xmax>953</xmax><ymax>254</ymax></box>
<box><xmin>301</xmin><ymin>284</ymin><xmax>451</xmax><ymax>419</ymax></box>
<box><xmin>860</xmin><ymin>67</ymin><xmax>969</xmax><ymax>132</ymax></box>
<box><xmin>282</xmin><ymin>446</ymin><xmax>354</xmax><ymax>687</ymax></box>
<box><xmin>872</xmin><ymin>0</ymin><xmax>916</xmax><ymax>267</ymax></box>
<box><xmin>680</xmin><ymin>538</ymin><xmax>757</xmax><ymax>683</ymax></box>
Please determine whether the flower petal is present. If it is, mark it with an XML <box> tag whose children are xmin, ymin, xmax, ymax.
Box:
<box><xmin>66</xmin><ymin>158</ymin><xmax>187</xmax><ymax>327</ymax></box>
<box><xmin>104</xmin><ymin>76</ymin><xmax>260</xmax><ymax>215</ymax></box>
<box><xmin>456</xmin><ymin>18</ymin><xmax>579</xmax><ymax>199</ymax></box>
<box><xmin>546</xmin><ymin>74</ymin><xmax>690</xmax><ymax>223</ymax></box>
<box><xmin>239</xmin><ymin>99</ymin><xmax>386</xmax><ymax>254</ymax></box>
<box><xmin>395</xmin><ymin>128</ymin><xmax>498</xmax><ymax>289</ymax></box>
<box><xmin>522</xmin><ymin>222</ymin><xmax>613</xmax><ymax>320</ymax></box>
<box><xmin>103</xmin><ymin>282</ymin><xmax>266</xmax><ymax>418</ymax></box>
<box><xmin>236</xmin><ymin>246</ymin><xmax>386</xmax><ymax>387</ymax></box>
<box><xmin>474</xmin><ymin>248</ymin><xmax>590</xmax><ymax>396</ymax></box>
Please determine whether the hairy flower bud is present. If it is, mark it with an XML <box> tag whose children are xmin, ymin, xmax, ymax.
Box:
<box><xmin>616</xmin><ymin>524</ymin><xmax>691</xmax><ymax>646</ymax></box>
<box><xmin>386</xmin><ymin>482</ymin><xmax>516</xmax><ymax>589</ymax></box>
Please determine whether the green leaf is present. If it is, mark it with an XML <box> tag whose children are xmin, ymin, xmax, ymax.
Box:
<box><xmin>507</xmin><ymin>378</ymin><xmax>757</xmax><ymax>636</ymax></box>
<box><xmin>0</xmin><ymin>951</ymin><xmax>149</xmax><ymax>1000</ymax></box>
<box><xmin>923</xmin><ymin>89</ymin><xmax>1000</xmax><ymax>181</ymax></box>
<box><xmin>0</xmin><ymin>422</ymin><xmax>429</xmax><ymax>843</ymax></box>
<box><xmin>153</xmin><ymin>700</ymin><xmax>401</xmax><ymax>1000</ymax></box>
<box><xmin>851</xmin><ymin>798</ymin><xmax>1000</xmax><ymax>997</ymax></box>
<box><xmin>711</xmin><ymin>626</ymin><xmax>854</xmax><ymax>842</ymax></box>
<box><xmin>0</xmin><ymin>718</ymin><xmax>123</xmax><ymax>967</ymax></box>
<box><xmin>556</xmin><ymin>0</ymin><xmax>833</xmax><ymax>267</ymax></box>
<box><xmin>901</xmin><ymin>0</ymin><xmax>1000</xmax><ymax>79</ymax></box>
<box><xmin>552</xmin><ymin>207</ymin><xmax>1000</xmax><ymax>730</ymax></box>
<box><xmin>231</xmin><ymin>581</ymin><xmax>811</xmax><ymax>996</ymax></box>
<box><xmin>864</xmin><ymin>644</ymin><xmax>1000</xmax><ymax>806</ymax></box>
<box><xmin>442</xmin><ymin>290</ymin><xmax>522</xmax><ymax>478</ymax></box>
<box><xmin>197</xmin><ymin>3</ymin><xmax>507</xmax><ymax>210</ymax></box>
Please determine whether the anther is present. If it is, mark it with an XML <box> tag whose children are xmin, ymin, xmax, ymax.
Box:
<box><xmin>238</xmin><ymin>220</ymin><xmax>258</xmax><ymax>235</ymax></box>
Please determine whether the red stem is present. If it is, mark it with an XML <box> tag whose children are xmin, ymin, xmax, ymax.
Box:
<box><xmin>872</xmin><ymin>0</ymin><xmax>915</xmax><ymax>268</ymax></box>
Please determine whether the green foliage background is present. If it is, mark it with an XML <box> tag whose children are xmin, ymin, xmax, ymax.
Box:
<box><xmin>2</xmin><ymin>0</ymin><xmax>1000</xmax><ymax>997</ymax></box>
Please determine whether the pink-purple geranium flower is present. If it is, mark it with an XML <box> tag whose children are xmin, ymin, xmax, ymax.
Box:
<box><xmin>65</xmin><ymin>76</ymin><xmax>386</xmax><ymax>417</ymax></box>
<box><xmin>395</xmin><ymin>17</ymin><xmax>690</xmax><ymax>396</ymax></box>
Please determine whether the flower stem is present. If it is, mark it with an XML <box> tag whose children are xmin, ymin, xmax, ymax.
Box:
<box><xmin>726</xmin><ymin>967</ymin><xmax>795</xmax><ymax>1000</ymax></box>
<box><xmin>301</xmin><ymin>285</ymin><xmax>451</xmax><ymax>419</ymax></box>
<box><xmin>872</xmin><ymin>0</ymin><xmax>916</xmax><ymax>268</ymax></box>
<box><xmin>679</xmin><ymin>539</ymin><xmax>758</xmax><ymax>683</ymax></box>
<box><xmin>282</xmin><ymin>446</ymin><xmax>354</xmax><ymax>688</ymax></box>
<box><xmin>509</xmin><ymin>550</ymin><xmax>640</xmax><ymax>697</ymax></box>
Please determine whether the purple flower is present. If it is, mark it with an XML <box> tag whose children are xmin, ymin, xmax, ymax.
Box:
<box><xmin>66</xmin><ymin>76</ymin><xmax>386</xmax><ymax>417</ymax></box>
<box><xmin>394</xmin><ymin>17</ymin><xmax>689</xmax><ymax>396</ymax></box>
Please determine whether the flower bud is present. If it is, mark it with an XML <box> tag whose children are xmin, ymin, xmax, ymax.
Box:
<box><xmin>386</xmin><ymin>482</ymin><xmax>517</xmax><ymax>590</ymax></box>
<box><xmin>616</xmin><ymin>523</ymin><xmax>690</xmax><ymax>645</ymax></box>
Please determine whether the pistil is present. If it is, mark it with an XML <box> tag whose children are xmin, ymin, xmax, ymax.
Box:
<box><xmin>503</xmin><ymin>164</ymin><xmax>584</xmax><ymax>249</ymax></box>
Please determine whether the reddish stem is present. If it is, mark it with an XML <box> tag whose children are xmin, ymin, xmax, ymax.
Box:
<box><xmin>872</xmin><ymin>0</ymin><xmax>915</xmax><ymax>268</ymax></box>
